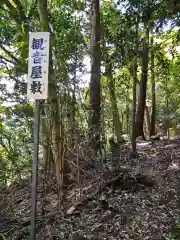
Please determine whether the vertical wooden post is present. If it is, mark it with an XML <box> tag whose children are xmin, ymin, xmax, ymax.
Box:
<box><xmin>30</xmin><ymin>100</ymin><xmax>40</xmax><ymax>240</ymax></box>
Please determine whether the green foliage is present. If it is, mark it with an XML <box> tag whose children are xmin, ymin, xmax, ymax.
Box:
<box><xmin>0</xmin><ymin>103</ymin><xmax>33</xmax><ymax>184</ymax></box>
<box><xmin>147</xmin><ymin>32</ymin><xmax>180</xmax><ymax>129</ymax></box>
<box><xmin>169</xmin><ymin>224</ymin><xmax>180</xmax><ymax>240</ymax></box>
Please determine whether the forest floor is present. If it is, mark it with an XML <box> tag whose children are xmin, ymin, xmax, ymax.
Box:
<box><xmin>1</xmin><ymin>137</ymin><xmax>180</xmax><ymax>240</ymax></box>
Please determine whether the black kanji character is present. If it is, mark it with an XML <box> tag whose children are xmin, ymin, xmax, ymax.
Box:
<box><xmin>30</xmin><ymin>81</ymin><xmax>42</xmax><ymax>94</ymax></box>
<box><xmin>32</xmin><ymin>51</ymin><xmax>42</xmax><ymax>64</ymax></box>
<box><xmin>32</xmin><ymin>38</ymin><xmax>44</xmax><ymax>50</ymax></box>
<box><xmin>31</xmin><ymin>66</ymin><xmax>42</xmax><ymax>79</ymax></box>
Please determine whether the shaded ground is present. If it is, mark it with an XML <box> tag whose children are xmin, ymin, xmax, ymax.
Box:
<box><xmin>1</xmin><ymin>137</ymin><xmax>180</xmax><ymax>240</ymax></box>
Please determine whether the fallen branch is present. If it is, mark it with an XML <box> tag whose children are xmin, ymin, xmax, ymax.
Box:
<box><xmin>66</xmin><ymin>166</ymin><xmax>156</xmax><ymax>215</ymax></box>
<box><xmin>10</xmin><ymin>166</ymin><xmax>155</xmax><ymax>236</ymax></box>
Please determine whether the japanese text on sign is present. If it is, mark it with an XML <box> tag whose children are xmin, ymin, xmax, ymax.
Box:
<box><xmin>27</xmin><ymin>32</ymin><xmax>50</xmax><ymax>100</ymax></box>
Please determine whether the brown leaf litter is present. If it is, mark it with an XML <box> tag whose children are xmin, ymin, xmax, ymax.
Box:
<box><xmin>1</xmin><ymin>137</ymin><xmax>180</xmax><ymax>240</ymax></box>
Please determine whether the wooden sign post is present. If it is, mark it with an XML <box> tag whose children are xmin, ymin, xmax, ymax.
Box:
<box><xmin>27</xmin><ymin>32</ymin><xmax>50</xmax><ymax>240</ymax></box>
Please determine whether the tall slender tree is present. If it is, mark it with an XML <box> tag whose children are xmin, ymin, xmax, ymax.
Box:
<box><xmin>150</xmin><ymin>36</ymin><xmax>156</xmax><ymax>136</ymax></box>
<box><xmin>135</xmin><ymin>13</ymin><xmax>150</xmax><ymax>139</ymax></box>
<box><xmin>106</xmin><ymin>61</ymin><xmax>122</xmax><ymax>143</ymax></box>
<box><xmin>89</xmin><ymin>0</ymin><xmax>101</xmax><ymax>156</ymax></box>
<box><xmin>38</xmin><ymin>0</ymin><xmax>65</xmax><ymax>208</ymax></box>
<box><xmin>131</xmin><ymin>19</ymin><xmax>139</xmax><ymax>152</ymax></box>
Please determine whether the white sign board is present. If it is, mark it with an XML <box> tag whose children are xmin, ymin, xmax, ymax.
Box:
<box><xmin>27</xmin><ymin>32</ymin><xmax>50</xmax><ymax>100</ymax></box>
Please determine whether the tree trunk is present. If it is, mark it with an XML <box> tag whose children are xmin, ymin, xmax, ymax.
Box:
<box><xmin>135</xmin><ymin>21</ymin><xmax>149</xmax><ymax>139</ymax></box>
<box><xmin>132</xmin><ymin>71</ymin><xmax>137</xmax><ymax>152</ymax></box>
<box><xmin>106</xmin><ymin>61</ymin><xmax>122</xmax><ymax>143</ymax></box>
<box><xmin>38</xmin><ymin>0</ymin><xmax>66</xmax><ymax>208</ymax></box>
<box><xmin>165</xmin><ymin>77</ymin><xmax>170</xmax><ymax>139</ymax></box>
<box><xmin>38</xmin><ymin>0</ymin><xmax>55</xmax><ymax>174</ymax></box>
<box><xmin>89</xmin><ymin>0</ymin><xmax>101</xmax><ymax>156</ymax></box>
<box><xmin>131</xmin><ymin>19</ymin><xmax>138</xmax><ymax>153</ymax></box>
<box><xmin>150</xmin><ymin>37</ymin><xmax>156</xmax><ymax>136</ymax></box>
<box><xmin>145</xmin><ymin>105</ymin><xmax>151</xmax><ymax>137</ymax></box>
<box><xmin>136</xmin><ymin>80</ymin><xmax>151</xmax><ymax>137</ymax></box>
<box><xmin>42</xmin><ymin>119</ymin><xmax>54</xmax><ymax>172</ymax></box>
<box><xmin>71</xmin><ymin>47</ymin><xmax>78</xmax><ymax>148</ymax></box>
<box><xmin>71</xmin><ymin>83</ymin><xmax>76</xmax><ymax>147</ymax></box>
<box><xmin>126</xmin><ymin>96</ymin><xmax>129</xmax><ymax>134</ymax></box>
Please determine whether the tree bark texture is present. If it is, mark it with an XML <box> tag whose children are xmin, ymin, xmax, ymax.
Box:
<box><xmin>150</xmin><ymin>37</ymin><xmax>156</xmax><ymax>136</ymax></box>
<box><xmin>38</xmin><ymin>0</ymin><xmax>68</xmax><ymax>206</ymax></box>
<box><xmin>106</xmin><ymin>61</ymin><xmax>122</xmax><ymax>143</ymax></box>
<box><xmin>135</xmin><ymin>21</ymin><xmax>149</xmax><ymax>139</ymax></box>
<box><xmin>89</xmin><ymin>0</ymin><xmax>101</xmax><ymax>155</ymax></box>
<box><xmin>131</xmin><ymin>19</ymin><xmax>138</xmax><ymax>152</ymax></box>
